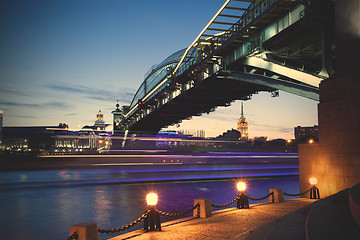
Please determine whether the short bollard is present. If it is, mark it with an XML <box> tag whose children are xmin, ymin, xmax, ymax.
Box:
<box><xmin>269</xmin><ymin>188</ymin><xmax>284</xmax><ymax>203</ymax></box>
<box><xmin>193</xmin><ymin>199</ymin><xmax>212</xmax><ymax>218</ymax></box>
<box><xmin>236</xmin><ymin>182</ymin><xmax>249</xmax><ymax>209</ymax></box>
<box><xmin>144</xmin><ymin>193</ymin><xmax>161</xmax><ymax>231</ymax></box>
<box><xmin>69</xmin><ymin>223</ymin><xmax>98</xmax><ymax>240</ymax></box>
<box><xmin>309</xmin><ymin>177</ymin><xmax>320</xmax><ymax>199</ymax></box>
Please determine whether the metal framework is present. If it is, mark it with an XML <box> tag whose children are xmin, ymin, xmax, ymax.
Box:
<box><xmin>118</xmin><ymin>0</ymin><xmax>334</xmax><ymax>133</ymax></box>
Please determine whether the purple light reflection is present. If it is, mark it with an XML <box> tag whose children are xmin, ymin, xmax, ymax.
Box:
<box><xmin>87</xmin><ymin>165</ymin><xmax>298</xmax><ymax>174</ymax></box>
<box><xmin>69</xmin><ymin>171</ymin><xmax>299</xmax><ymax>186</ymax></box>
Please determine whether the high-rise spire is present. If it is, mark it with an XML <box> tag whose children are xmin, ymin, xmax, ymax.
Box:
<box><xmin>237</xmin><ymin>101</ymin><xmax>248</xmax><ymax>141</ymax></box>
<box><xmin>240</xmin><ymin>101</ymin><xmax>244</xmax><ymax>117</ymax></box>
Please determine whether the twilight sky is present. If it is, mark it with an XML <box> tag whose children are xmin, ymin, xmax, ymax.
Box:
<box><xmin>0</xmin><ymin>0</ymin><xmax>318</xmax><ymax>139</ymax></box>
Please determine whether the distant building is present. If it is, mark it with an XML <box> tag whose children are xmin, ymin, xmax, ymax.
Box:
<box><xmin>83</xmin><ymin>110</ymin><xmax>110</xmax><ymax>131</ymax></box>
<box><xmin>294</xmin><ymin>125</ymin><xmax>319</xmax><ymax>143</ymax></box>
<box><xmin>2</xmin><ymin>124</ymin><xmax>68</xmax><ymax>151</ymax></box>
<box><xmin>54</xmin><ymin>128</ymin><xmax>111</xmax><ymax>152</ymax></box>
<box><xmin>253</xmin><ymin>136</ymin><xmax>268</xmax><ymax>148</ymax></box>
<box><xmin>237</xmin><ymin>101</ymin><xmax>248</xmax><ymax>141</ymax></box>
<box><xmin>179</xmin><ymin>129</ymin><xmax>205</xmax><ymax>138</ymax></box>
<box><xmin>216</xmin><ymin>129</ymin><xmax>241</xmax><ymax>140</ymax></box>
<box><xmin>253</xmin><ymin>136</ymin><xmax>268</xmax><ymax>142</ymax></box>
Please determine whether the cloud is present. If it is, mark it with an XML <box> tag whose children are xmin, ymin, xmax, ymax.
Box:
<box><xmin>0</xmin><ymin>101</ymin><xmax>69</xmax><ymax>108</ymax></box>
<box><xmin>0</xmin><ymin>86</ymin><xmax>36</xmax><ymax>98</ymax></box>
<box><xmin>44</xmin><ymin>82</ymin><xmax>136</xmax><ymax>103</ymax></box>
<box><xmin>5</xmin><ymin>114</ymin><xmax>36</xmax><ymax>119</ymax></box>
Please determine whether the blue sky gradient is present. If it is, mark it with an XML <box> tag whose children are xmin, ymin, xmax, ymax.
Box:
<box><xmin>0</xmin><ymin>0</ymin><xmax>318</xmax><ymax>138</ymax></box>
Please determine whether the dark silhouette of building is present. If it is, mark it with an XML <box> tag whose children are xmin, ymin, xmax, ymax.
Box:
<box><xmin>2</xmin><ymin>124</ymin><xmax>68</xmax><ymax>151</ymax></box>
<box><xmin>0</xmin><ymin>110</ymin><xmax>3</xmax><ymax>146</ymax></box>
<box><xmin>216</xmin><ymin>129</ymin><xmax>241</xmax><ymax>140</ymax></box>
<box><xmin>294</xmin><ymin>125</ymin><xmax>319</xmax><ymax>143</ymax></box>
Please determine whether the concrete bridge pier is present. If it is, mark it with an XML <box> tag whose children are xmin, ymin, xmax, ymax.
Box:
<box><xmin>299</xmin><ymin>0</ymin><xmax>360</xmax><ymax>198</ymax></box>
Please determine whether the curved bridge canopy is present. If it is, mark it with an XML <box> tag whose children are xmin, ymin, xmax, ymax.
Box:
<box><xmin>116</xmin><ymin>0</ymin><xmax>334</xmax><ymax>133</ymax></box>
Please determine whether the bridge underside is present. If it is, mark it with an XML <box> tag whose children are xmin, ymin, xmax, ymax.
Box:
<box><xmin>128</xmin><ymin>70</ymin><xmax>318</xmax><ymax>133</ymax></box>
<box><xmin>128</xmin><ymin>74</ymin><xmax>270</xmax><ymax>133</ymax></box>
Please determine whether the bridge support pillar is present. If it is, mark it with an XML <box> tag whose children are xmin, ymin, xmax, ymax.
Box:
<box><xmin>299</xmin><ymin>0</ymin><xmax>360</xmax><ymax>198</ymax></box>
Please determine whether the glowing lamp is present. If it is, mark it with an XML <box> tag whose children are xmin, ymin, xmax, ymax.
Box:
<box><xmin>146</xmin><ymin>193</ymin><xmax>158</xmax><ymax>206</ymax></box>
<box><xmin>310</xmin><ymin>177</ymin><xmax>318</xmax><ymax>185</ymax></box>
<box><xmin>237</xmin><ymin>182</ymin><xmax>246</xmax><ymax>192</ymax></box>
<box><xmin>308</xmin><ymin>139</ymin><xmax>314</xmax><ymax>144</ymax></box>
<box><xmin>287</xmin><ymin>139</ymin><xmax>292</xmax><ymax>143</ymax></box>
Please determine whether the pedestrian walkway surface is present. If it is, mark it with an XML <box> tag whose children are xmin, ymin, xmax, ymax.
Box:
<box><xmin>108</xmin><ymin>198</ymin><xmax>315</xmax><ymax>240</ymax></box>
<box><xmin>108</xmin><ymin>189</ymin><xmax>360</xmax><ymax>240</ymax></box>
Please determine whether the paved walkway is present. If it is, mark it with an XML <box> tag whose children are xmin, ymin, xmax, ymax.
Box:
<box><xmin>108</xmin><ymin>189</ymin><xmax>360</xmax><ymax>240</ymax></box>
<box><xmin>108</xmin><ymin>198</ymin><xmax>315</xmax><ymax>240</ymax></box>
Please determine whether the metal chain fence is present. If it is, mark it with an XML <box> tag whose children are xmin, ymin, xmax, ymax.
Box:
<box><xmin>98</xmin><ymin>210</ymin><xmax>150</xmax><ymax>234</ymax></box>
<box><xmin>247</xmin><ymin>192</ymin><xmax>274</xmax><ymax>201</ymax></box>
<box><xmin>86</xmin><ymin>188</ymin><xmax>313</xmax><ymax>237</ymax></box>
<box><xmin>283</xmin><ymin>188</ymin><xmax>311</xmax><ymax>197</ymax></box>
<box><xmin>158</xmin><ymin>203</ymin><xmax>200</xmax><ymax>217</ymax></box>
<box><xmin>211</xmin><ymin>195</ymin><xmax>241</xmax><ymax>208</ymax></box>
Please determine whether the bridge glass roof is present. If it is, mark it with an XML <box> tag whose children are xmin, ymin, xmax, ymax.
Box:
<box><xmin>130</xmin><ymin>48</ymin><xmax>195</xmax><ymax>109</ymax></box>
<box><xmin>127</xmin><ymin>0</ymin><xmax>253</xmax><ymax>115</ymax></box>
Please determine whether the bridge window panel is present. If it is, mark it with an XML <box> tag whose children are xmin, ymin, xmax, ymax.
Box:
<box><xmin>145</xmin><ymin>61</ymin><xmax>179</xmax><ymax>96</ymax></box>
<box><xmin>278</xmin><ymin>16</ymin><xmax>286</xmax><ymax>32</ymax></box>
<box><xmin>147</xmin><ymin>69</ymin><xmax>169</xmax><ymax>92</ymax></box>
<box><xmin>130</xmin><ymin>84</ymin><xmax>145</xmax><ymax>109</ymax></box>
<box><xmin>157</xmin><ymin>49</ymin><xmax>186</xmax><ymax>69</ymax></box>
<box><xmin>262</xmin><ymin>4</ymin><xmax>305</xmax><ymax>43</ymax></box>
<box><xmin>264</xmin><ymin>23</ymin><xmax>277</xmax><ymax>41</ymax></box>
<box><xmin>146</xmin><ymin>68</ymin><xmax>165</xmax><ymax>91</ymax></box>
<box><xmin>289</xmin><ymin>4</ymin><xmax>305</xmax><ymax>24</ymax></box>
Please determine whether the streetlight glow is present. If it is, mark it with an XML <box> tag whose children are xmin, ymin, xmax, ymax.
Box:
<box><xmin>146</xmin><ymin>193</ymin><xmax>158</xmax><ymax>206</ymax></box>
<box><xmin>310</xmin><ymin>177</ymin><xmax>318</xmax><ymax>185</ymax></box>
<box><xmin>237</xmin><ymin>182</ymin><xmax>246</xmax><ymax>192</ymax></box>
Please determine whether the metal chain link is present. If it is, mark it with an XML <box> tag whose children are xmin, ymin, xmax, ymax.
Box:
<box><xmin>211</xmin><ymin>195</ymin><xmax>241</xmax><ymax>208</ymax></box>
<box><xmin>247</xmin><ymin>192</ymin><xmax>274</xmax><ymax>201</ymax></box>
<box><xmin>97</xmin><ymin>188</ymin><xmax>312</xmax><ymax>235</ymax></box>
<box><xmin>67</xmin><ymin>232</ymin><xmax>79</xmax><ymax>240</ymax></box>
<box><xmin>283</xmin><ymin>188</ymin><xmax>311</xmax><ymax>197</ymax></box>
<box><xmin>158</xmin><ymin>203</ymin><xmax>199</xmax><ymax>217</ymax></box>
<box><xmin>98</xmin><ymin>210</ymin><xmax>150</xmax><ymax>234</ymax></box>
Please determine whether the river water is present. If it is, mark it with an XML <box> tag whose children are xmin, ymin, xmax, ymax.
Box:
<box><xmin>0</xmin><ymin>152</ymin><xmax>300</xmax><ymax>240</ymax></box>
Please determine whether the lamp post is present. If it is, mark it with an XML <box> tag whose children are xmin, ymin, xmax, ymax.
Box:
<box><xmin>309</xmin><ymin>177</ymin><xmax>320</xmax><ymax>199</ymax></box>
<box><xmin>236</xmin><ymin>182</ymin><xmax>249</xmax><ymax>209</ymax></box>
<box><xmin>144</xmin><ymin>193</ymin><xmax>161</xmax><ymax>231</ymax></box>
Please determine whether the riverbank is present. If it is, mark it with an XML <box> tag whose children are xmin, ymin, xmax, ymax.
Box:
<box><xmin>108</xmin><ymin>198</ymin><xmax>316</xmax><ymax>240</ymax></box>
<box><xmin>107</xmin><ymin>189</ymin><xmax>360</xmax><ymax>240</ymax></box>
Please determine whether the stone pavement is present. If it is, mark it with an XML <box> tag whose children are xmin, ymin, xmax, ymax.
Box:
<box><xmin>107</xmin><ymin>189</ymin><xmax>360</xmax><ymax>240</ymax></box>
<box><xmin>108</xmin><ymin>198</ymin><xmax>315</xmax><ymax>240</ymax></box>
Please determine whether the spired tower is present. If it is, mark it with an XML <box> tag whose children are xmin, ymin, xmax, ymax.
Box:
<box><xmin>237</xmin><ymin>102</ymin><xmax>248</xmax><ymax>141</ymax></box>
<box><xmin>94</xmin><ymin>110</ymin><xmax>106</xmax><ymax>130</ymax></box>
